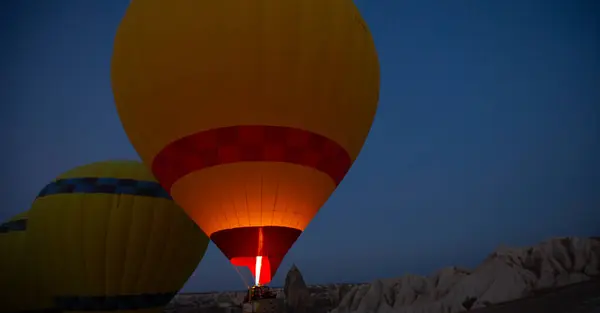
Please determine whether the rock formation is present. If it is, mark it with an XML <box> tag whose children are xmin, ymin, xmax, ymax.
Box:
<box><xmin>331</xmin><ymin>237</ymin><xmax>600</xmax><ymax>313</ymax></box>
<box><xmin>164</xmin><ymin>236</ymin><xmax>600</xmax><ymax>313</ymax></box>
<box><xmin>325</xmin><ymin>283</ymin><xmax>357</xmax><ymax>309</ymax></box>
<box><xmin>283</xmin><ymin>264</ymin><xmax>312</xmax><ymax>313</ymax></box>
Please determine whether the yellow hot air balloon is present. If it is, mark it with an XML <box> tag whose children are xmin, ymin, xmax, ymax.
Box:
<box><xmin>27</xmin><ymin>160</ymin><xmax>209</xmax><ymax>312</ymax></box>
<box><xmin>0</xmin><ymin>211</ymin><xmax>56</xmax><ymax>312</ymax></box>
<box><xmin>111</xmin><ymin>0</ymin><xmax>379</xmax><ymax>285</ymax></box>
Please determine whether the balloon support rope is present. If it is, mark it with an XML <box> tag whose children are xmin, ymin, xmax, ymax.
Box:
<box><xmin>232</xmin><ymin>263</ymin><xmax>250</xmax><ymax>289</ymax></box>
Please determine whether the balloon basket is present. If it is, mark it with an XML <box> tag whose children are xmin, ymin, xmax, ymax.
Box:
<box><xmin>243</xmin><ymin>298</ymin><xmax>282</xmax><ymax>313</ymax></box>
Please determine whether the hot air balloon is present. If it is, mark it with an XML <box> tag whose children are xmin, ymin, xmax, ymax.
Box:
<box><xmin>111</xmin><ymin>0</ymin><xmax>379</xmax><ymax>286</ymax></box>
<box><xmin>0</xmin><ymin>211</ymin><xmax>56</xmax><ymax>312</ymax></box>
<box><xmin>26</xmin><ymin>160</ymin><xmax>210</xmax><ymax>312</ymax></box>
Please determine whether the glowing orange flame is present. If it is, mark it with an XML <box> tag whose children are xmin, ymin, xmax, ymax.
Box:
<box><xmin>255</xmin><ymin>228</ymin><xmax>264</xmax><ymax>286</ymax></box>
<box><xmin>255</xmin><ymin>256</ymin><xmax>263</xmax><ymax>286</ymax></box>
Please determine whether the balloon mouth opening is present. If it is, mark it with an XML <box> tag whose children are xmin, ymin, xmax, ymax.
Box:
<box><xmin>231</xmin><ymin>256</ymin><xmax>272</xmax><ymax>285</ymax></box>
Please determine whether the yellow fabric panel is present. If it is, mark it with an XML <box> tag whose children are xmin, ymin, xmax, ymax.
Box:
<box><xmin>27</xmin><ymin>195</ymin><xmax>208</xmax><ymax>297</ymax></box>
<box><xmin>170</xmin><ymin>162</ymin><xmax>336</xmax><ymax>236</ymax></box>
<box><xmin>58</xmin><ymin>159</ymin><xmax>156</xmax><ymax>181</ymax></box>
<box><xmin>26</xmin><ymin>160</ymin><xmax>209</xmax><ymax>310</ymax></box>
<box><xmin>2</xmin><ymin>211</ymin><xmax>27</xmax><ymax>221</ymax></box>
<box><xmin>0</xmin><ymin>212</ymin><xmax>54</xmax><ymax>312</ymax></box>
<box><xmin>112</xmin><ymin>0</ymin><xmax>379</xmax><ymax>165</ymax></box>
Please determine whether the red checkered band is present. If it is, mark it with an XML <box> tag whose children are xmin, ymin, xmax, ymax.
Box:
<box><xmin>152</xmin><ymin>125</ymin><xmax>352</xmax><ymax>191</ymax></box>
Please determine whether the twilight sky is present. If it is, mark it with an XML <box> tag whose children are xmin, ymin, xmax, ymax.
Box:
<box><xmin>1</xmin><ymin>0</ymin><xmax>598</xmax><ymax>292</ymax></box>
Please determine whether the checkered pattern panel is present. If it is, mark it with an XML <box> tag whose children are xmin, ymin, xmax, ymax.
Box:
<box><xmin>36</xmin><ymin>178</ymin><xmax>172</xmax><ymax>200</ymax></box>
<box><xmin>0</xmin><ymin>218</ymin><xmax>27</xmax><ymax>233</ymax></box>
<box><xmin>152</xmin><ymin>125</ymin><xmax>352</xmax><ymax>191</ymax></box>
<box><xmin>54</xmin><ymin>292</ymin><xmax>176</xmax><ymax>311</ymax></box>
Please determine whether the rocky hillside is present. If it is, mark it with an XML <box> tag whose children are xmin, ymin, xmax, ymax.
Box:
<box><xmin>166</xmin><ymin>236</ymin><xmax>600</xmax><ymax>313</ymax></box>
<box><xmin>332</xmin><ymin>237</ymin><xmax>600</xmax><ymax>313</ymax></box>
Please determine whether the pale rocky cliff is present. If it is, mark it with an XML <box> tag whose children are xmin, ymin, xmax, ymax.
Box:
<box><xmin>331</xmin><ymin>237</ymin><xmax>600</xmax><ymax>313</ymax></box>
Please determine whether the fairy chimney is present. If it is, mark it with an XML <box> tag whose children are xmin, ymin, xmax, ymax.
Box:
<box><xmin>283</xmin><ymin>264</ymin><xmax>312</xmax><ymax>313</ymax></box>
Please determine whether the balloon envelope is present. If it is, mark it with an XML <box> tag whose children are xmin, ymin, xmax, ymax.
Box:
<box><xmin>27</xmin><ymin>160</ymin><xmax>209</xmax><ymax>311</ymax></box>
<box><xmin>0</xmin><ymin>211</ymin><xmax>55</xmax><ymax>312</ymax></box>
<box><xmin>112</xmin><ymin>0</ymin><xmax>379</xmax><ymax>284</ymax></box>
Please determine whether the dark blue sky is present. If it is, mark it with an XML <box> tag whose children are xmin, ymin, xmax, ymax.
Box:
<box><xmin>1</xmin><ymin>0</ymin><xmax>598</xmax><ymax>292</ymax></box>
